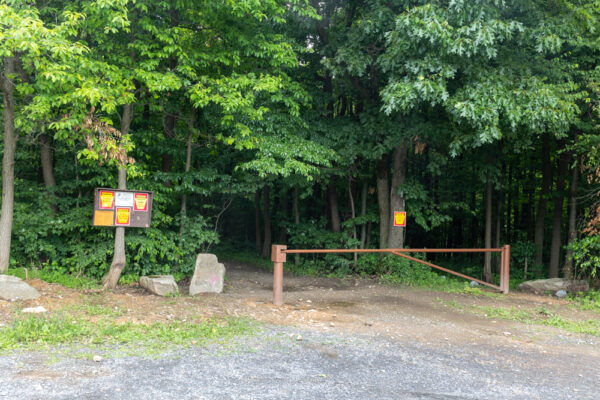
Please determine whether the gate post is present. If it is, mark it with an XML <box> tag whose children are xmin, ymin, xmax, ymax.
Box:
<box><xmin>271</xmin><ymin>244</ymin><xmax>287</xmax><ymax>305</ymax></box>
<box><xmin>502</xmin><ymin>244</ymin><xmax>510</xmax><ymax>294</ymax></box>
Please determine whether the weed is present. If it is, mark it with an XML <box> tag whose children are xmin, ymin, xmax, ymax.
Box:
<box><xmin>7</xmin><ymin>268</ymin><xmax>99</xmax><ymax>289</ymax></box>
<box><xmin>0</xmin><ymin>313</ymin><xmax>256</xmax><ymax>354</ymax></box>
<box><xmin>570</xmin><ymin>290</ymin><xmax>600</xmax><ymax>314</ymax></box>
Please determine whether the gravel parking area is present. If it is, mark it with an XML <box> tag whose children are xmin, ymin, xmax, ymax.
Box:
<box><xmin>2</xmin><ymin>324</ymin><xmax>599</xmax><ymax>400</ymax></box>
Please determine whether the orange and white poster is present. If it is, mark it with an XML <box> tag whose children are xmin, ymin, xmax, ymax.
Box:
<box><xmin>134</xmin><ymin>193</ymin><xmax>148</xmax><ymax>212</ymax></box>
<box><xmin>99</xmin><ymin>191</ymin><xmax>115</xmax><ymax>209</ymax></box>
<box><xmin>394</xmin><ymin>211</ymin><xmax>406</xmax><ymax>227</ymax></box>
<box><xmin>115</xmin><ymin>207</ymin><xmax>131</xmax><ymax>226</ymax></box>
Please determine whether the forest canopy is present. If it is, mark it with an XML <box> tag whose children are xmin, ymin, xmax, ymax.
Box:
<box><xmin>1</xmin><ymin>0</ymin><xmax>600</xmax><ymax>287</ymax></box>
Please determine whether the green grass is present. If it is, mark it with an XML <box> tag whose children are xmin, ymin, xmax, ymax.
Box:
<box><xmin>469</xmin><ymin>305</ymin><xmax>600</xmax><ymax>337</ymax></box>
<box><xmin>7</xmin><ymin>268</ymin><xmax>99</xmax><ymax>289</ymax></box>
<box><xmin>570</xmin><ymin>290</ymin><xmax>600</xmax><ymax>314</ymax></box>
<box><xmin>0</xmin><ymin>313</ymin><xmax>256</xmax><ymax>355</ymax></box>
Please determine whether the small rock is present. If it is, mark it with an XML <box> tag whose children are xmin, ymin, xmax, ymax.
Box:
<box><xmin>555</xmin><ymin>290</ymin><xmax>567</xmax><ymax>298</ymax></box>
<box><xmin>191</xmin><ymin>340</ymin><xmax>197</xmax><ymax>345</ymax></box>
<box><xmin>330</xmin><ymin>322</ymin><xmax>335</xmax><ymax>327</ymax></box>
<box><xmin>503</xmin><ymin>331</ymin><xmax>512</xmax><ymax>336</ymax></box>
<box><xmin>93</xmin><ymin>355</ymin><xmax>103</xmax><ymax>362</ymax></box>
<box><xmin>21</xmin><ymin>306</ymin><xmax>47</xmax><ymax>313</ymax></box>
<box><xmin>139</xmin><ymin>275</ymin><xmax>178</xmax><ymax>296</ymax></box>
<box><xmin>470</xmin><ymin>281</ymin><xmax>479</xmax><ymax>287</ymax></box>
<box><xmin>0</xmin><ymin>275</ymin><xmax>39</xmax><ymax>301</ymax></box>
<box><xmin>296</xmin><ymin>335</ymin><xmax>303</xmax><ymax>341</ymax></box>
<box><xmin>364</xmin><ymin>321</ymin><xmax>373</xmax><ymax>326</ymax></box>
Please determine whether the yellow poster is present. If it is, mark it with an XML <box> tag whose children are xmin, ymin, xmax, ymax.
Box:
<box><xmin>394</xmin><ymin>211</ymin><xmax>406</xmax><ymax>227</ymax></box>
<box><xmin>134</xmin><ymin>193</ymin><xmax>148</xmax><ymax>211</ymax></box>
<box><xmin>99</xmin><ymin>191</ymin><xmax>115</xmax><ymax>209</ymax></box>
<box><xmin>93</xmin><ymin>210</ymin><xmax>114</xmax><ymax>226</ymax></box>
<box><xmin>115</xmin><ymin>207</ymin><xmax>131</xmax><ymax>225</ymax></box>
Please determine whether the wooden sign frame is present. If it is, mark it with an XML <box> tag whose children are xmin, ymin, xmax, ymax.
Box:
<box><xmin>93</xmin><ymin>188</ymin><xmax>153</xmax><ymax>228</ymax></box>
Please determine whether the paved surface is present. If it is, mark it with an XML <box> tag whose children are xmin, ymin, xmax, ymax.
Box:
<box><xmin>1</xmin><ymin>325</ymin><xmax>599</xmax><ymax>400</ymax></box>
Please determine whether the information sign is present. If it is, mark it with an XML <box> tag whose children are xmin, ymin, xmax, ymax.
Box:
<box><xmin>93</xmin><ymin>188</ymin><xmax>153</xmax><ymax>228</ymax></box>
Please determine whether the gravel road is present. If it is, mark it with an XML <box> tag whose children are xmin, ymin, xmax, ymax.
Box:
<box><xmin>1</xmin><ymin>324</ymin><xmax>598</xmax><ymax>400</ymax></box>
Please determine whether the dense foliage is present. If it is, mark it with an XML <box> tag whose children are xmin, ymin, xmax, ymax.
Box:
<box><xmin>1</xmin><ymin>0</ymin><xmax>600</xmax><ymax>286</ymax></box>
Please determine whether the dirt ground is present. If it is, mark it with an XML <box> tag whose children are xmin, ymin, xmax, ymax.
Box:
<box><xmin>2</xmin><ymin>261</ymin><xmax>599</xmax><ymax>361</ymax></box>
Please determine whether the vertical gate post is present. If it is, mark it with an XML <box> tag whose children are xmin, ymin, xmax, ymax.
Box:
<box><xmin>502</xmin><ymin>244</ymin><xmax>510</xmax><ymax>294</ymax></box>
<box><xmin>271</xmin><ymin>244</ymin><xmax>287</xmax><ymax>305</ymax></box>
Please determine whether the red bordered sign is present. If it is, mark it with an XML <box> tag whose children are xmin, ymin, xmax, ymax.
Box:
<box><xmin>134</xmin><ymin>193</ymin><xmax>149</xmax><ymax>212</ymax></box>
<box><xmin>115</xmin><ymin>207</ymin><xmax>131</xmax><ymax>226</ymax></box>
<box><xmin>99</xmin><ymin>190</ymin><xmax>115</xmax><ymax>209</ymax></box>
<box><xmin>394</xmin><ymin>211</ymin><xmax>406</xmax><ymax>227</ymax></box>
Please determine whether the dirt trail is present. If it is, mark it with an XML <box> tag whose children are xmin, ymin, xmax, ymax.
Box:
<box><xmin>2</xmin><ymin>261</ymin><xmax>599</xmax><ymax>361</ymax></box>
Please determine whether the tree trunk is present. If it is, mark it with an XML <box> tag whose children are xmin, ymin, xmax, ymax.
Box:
<box><xmin>388</xmin><ymin>144</ymin><xmax>408</xmax><ymax>249</ymax></box>
<box><xmin>278</xmin><ymin>191</ymin><xmax>288</xmax><ymax>243</ymax></box>
<box><xmin>40</xmin><ymin>134</ymin><xmax>58</xmax><ymax>214</ymax></box>
<box><xmin>549</xmin><ymin>151</ymin><xmax>569</xmax><ymax>278</ymax></box>
<box><xmin>376</xmin><ymin>156</ymin><xmax>390</xmax><ymax>248</ymax></box>
<box><xmin>254</xmin><ymin>189</ymin><xmax>262</xmax><ymax>253</ymax></box>
<box><xmin>328</xmin><ymin>179</ymin><xmax>341</xmax><ymax>233</ymax></box>
<box><xmin>360</xmin><ymin>180</ymin><xmax>368</xmax><ymax>249</ymax></box>
<box><xmin>0</xmin><ymin>57</ymin><xmax>17</xmax><ymax>273</ymax></box>
<box><xmin>348</xmin><ymin>178</ymin><xmax>357</xmax><ymax>265</ymax></box>
<box><xmin>162</xmin><ymin>113</ymin><xmax>176</xmax><ymax>174</ymax></box>
<box><xmin>484</xmin><ymin>179</ymin><xmax>493</xmax><ymax>283</ymax></box>
<box><xmin>261</xmin><ymin>185</ymin><xmax>272</xmax><ymax>258</ymax></box>
<box><xmin>495</xmin><ymin>190</ymin><xmax>503</xmax><ymax>271</ymax></box>
<box><xmin>534</xmin><ymin>134</ymin><xmax>552</xmax><ymax>266</ymax></box>
<box><xmin>179</xmin><ymin>129</ymin><xmax>193</xmax><ymax>245</ymax></box>
<box><xmin>293</xmin><ymin>187</ymin><xmax>300</xmax><ymax>265</ymax></box>
<box><xmin>563</xmin><ymin>157</ymin><xmax>579</xmax><ymax>280</ymax></box>
<box><xmin>103</xmin><ymin>103</ymin><xmax>133</xmax><ymax>289</ymax></box>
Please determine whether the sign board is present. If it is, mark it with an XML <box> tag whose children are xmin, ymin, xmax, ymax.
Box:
<box><xmin>394</xmin><ymin>211</ymin><xmax>406</xmax><ymax>227</ymax></box>
<box><xmin>93</xmin><ymin>188</ymin><xmax>153</xmax><ymax>228</ymax></box>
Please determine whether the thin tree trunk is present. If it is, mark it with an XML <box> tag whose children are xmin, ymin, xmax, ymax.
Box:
<box><xmin>360</xmin><ymin>181</ymin><xmax>368</xmax><ymax>249</ymax></box>
<box><xmin>348</xmin><ymin>178</ymin><xmax>358</xmax><ymax>265</ymax></box>
<box><xmin>254</xmin><ymin>190</ymin><xmax>262</xmax><ymax>253</ymax></box>
<box><xmin>495</xmin><ymin>190</ymin><xmax>503</xmax><ymax>271</ymax></box>
<box><xmin>328</xmin><ymin>179</ymin><xmax>341</xmax><ymax>233</ymax></box>
<box><xmin>293</xmin><ymin>187</ymin><xmax>300</xmax><ymax>266</ymax></box>
<box><xmin>549</xmin><ymin>151</ymin><xmax>569</xmax><ymax>278</ymax></box>
<box><xmin>178</xmin><ymin>128</ymin><xmax>193</xmax><ymax>244</ymax></box>
<box><xmin>261</xmin><ymin>185</ymin><xmax>272</xmax><ymax>258</ymax></box>
<box><xmin>278</xmin><ymin>191</ymin><xmax>288</xmax><ymax>243</ymax></box>
<box><xmin>103</xmin><ymin>103</ymin><xmax>133</xmax><ymax>289</ymax></box>
<box><xmin>40</xmin><ymin>134</ymin><xmax>58</xmax><ymax>214</ymax></box>
<box><xmin>484</xmin><ymin>179</ymin><xmax>493</xmax><ymax>283</ymax></box>
<box><xmin>162</xmin><ymin>113</ymin><xmax>176</xmax><ymax>175</ymax></box>
<box><xmin>563</xmin><ymin>157</ymin><xmax>579</xmax><ymax>280</ymax></box>
<box><xmin>388</xmin><ymin>144</ymin><xmax>408</xmax><ymax>249</ymax></box>
<box><xmin>534</xmin><ymin>134</ymin><xmax>552</xmax><ymax>266</ymax></box>
<box><xmin>0</xmin><ymin>57</ymin><xmax>17</xmax><ymax>273</ymax></box>
<box><xmin>376</xmin><ymin>156</ymin><xmax>390</xmax><ymax>248</ymax></box>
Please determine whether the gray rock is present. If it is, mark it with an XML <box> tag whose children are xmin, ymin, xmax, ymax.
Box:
<box><xmin>139</xmin><ymin>275</ymin><xmax>178</xmax><ymax>296</ymax></box>
<box><xmin>555</xmin><ymin>290</ymin><xmax>567</xmax><ymax>299</ymax></box>
<box><xmin>519</xmin><ymin>278</ymin><xmax>589</xmax><ymax>294</ymax></box>
<box><xmin>0</xmin><ymin>275</ymin><xmax>39</xmax><ymax>301</ymax></box>
<box><xmin>469</xmin><ymin>281</ymin><xmax>479</xmax><ymax>287</ymax></box>
<box><xmin>189</xmin><ymin>254</ymin><xmax>225</xmax><ymax>295</ymax></box>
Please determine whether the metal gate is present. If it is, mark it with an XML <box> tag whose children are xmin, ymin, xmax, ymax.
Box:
<box><xmin>270</xmin><ymin>245</ymin><xmax>510</xmax><ymax>305</ymax></box>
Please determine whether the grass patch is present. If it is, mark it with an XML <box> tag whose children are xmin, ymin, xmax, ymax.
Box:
<box><xmin>7</xmin><ymin>268</ymin><xmax>99</xmax><ymax>289</ymax></box>
<box><xmin>466</xmin><ymin>305</ymin><xmax>600</xmax><ymax>337</ymax></box>
<box><xmin>570</xmin><ymin>290</ymin><xmax>600</xmax><ymax>314</ymax></box>
<box><xmin>0</xmin><ymin>313</ymin><xmax>256</xmax><ymax>355</ymax></box>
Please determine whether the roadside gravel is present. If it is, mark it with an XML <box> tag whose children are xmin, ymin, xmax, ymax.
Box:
<box><xmin>1</xmin><ymin>324</ymin><xmax>598</xmax><ymax>400</ymax></box>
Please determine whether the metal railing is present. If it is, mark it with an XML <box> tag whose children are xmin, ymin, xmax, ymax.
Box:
<box><xmin>270</xmin><ymin>245</ymin><xmax>510</xmax><ymax>305</ymax></box>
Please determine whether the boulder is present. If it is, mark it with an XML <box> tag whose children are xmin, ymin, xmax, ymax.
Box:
<box><xmin>189</xmin><ymin>254</ymin><xmax>225</xmax><ymax>295</ymax></box>
<box><xmin>139</xmin><ymin>275</ymin><xmax>178</xmax><ymax>296</ymax></box>
<box><xmin>0</xmin><ymin>275</ymin><xmax>39</xmax><ymax>301</ymax></box>
<box><xmin>519</xmin><ymin>278</ymin><xmax>589</xmax><ymax>294</ymax></box>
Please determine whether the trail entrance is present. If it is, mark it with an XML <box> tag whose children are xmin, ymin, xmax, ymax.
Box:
<box><xmin>270</xmin><ymin>245</ymin><xmax>510</xmax><ymax>305</ymax></box>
